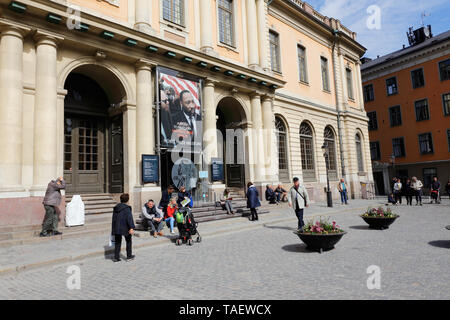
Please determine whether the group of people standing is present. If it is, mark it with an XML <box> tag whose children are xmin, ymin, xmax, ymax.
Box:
<box><xmin>388</xmin><ymin>176</ymin><xmax>447</xmax><ymax>206</ymax></box>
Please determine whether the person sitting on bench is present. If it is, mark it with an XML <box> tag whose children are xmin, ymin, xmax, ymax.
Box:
<box><xmin>141</xmin><ymin>199</ymin><xmax>164</xmax><ymax>238</ymax></box>
<box><xmin>265</xmin><ymin>185</ymin><xmax>277</xmax><ymax>204</ymax></box>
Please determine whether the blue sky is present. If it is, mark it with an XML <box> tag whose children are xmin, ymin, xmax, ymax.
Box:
<box><xmin>305</xmin><ymin>0</ymin><xmax>450</xmax><ymax>58</ymax></box>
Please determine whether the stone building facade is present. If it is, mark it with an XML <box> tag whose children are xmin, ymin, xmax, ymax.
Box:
<box><xmin>0</xmin><ymin>0</ymin><xmax>372</xmax><ymax>226</ymax></box>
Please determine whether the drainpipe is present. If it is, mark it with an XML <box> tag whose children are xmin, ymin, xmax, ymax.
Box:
<box><xmin>331</xmin><ymin>30</ymin><xmax>346</xmax><ymax>179</ymax></box>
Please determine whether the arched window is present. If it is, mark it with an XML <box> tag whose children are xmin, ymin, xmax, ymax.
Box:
<box><xmin>275</xmin><ymin>117</ymin><xmax>289</xmax><ymax>182</ymax></box>
<box><xmin>355</xmin><ymin>133</ymin><xmax>364</xmax><ymax>172</ymax></box>
<box><xmin>299</xmin><ymin>122</ymin><xmax>315</xmax><ymax>181</ymax></box>
<box><xmin>324</xmin><ymin>126</ymin><xmax>337</xmax><ymax>180</ymax></box>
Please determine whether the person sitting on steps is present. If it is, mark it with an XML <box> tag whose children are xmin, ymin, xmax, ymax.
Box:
<box><xmin>141</xmin><ymin>199</ymin><xmax>164</xmax><ymax>238</ymax></box>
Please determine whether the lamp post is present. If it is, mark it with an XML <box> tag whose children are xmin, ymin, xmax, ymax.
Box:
<box><xmin>322</xmin><ymin>142</ymin><xmax>333</xmax><ymax>207</ymax></box>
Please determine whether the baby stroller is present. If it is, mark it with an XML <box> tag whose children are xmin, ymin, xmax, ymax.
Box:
<box><xmin>175</xmin><ymin>205</ymin><xmax>202</xmax><ymax>246</ymax></box>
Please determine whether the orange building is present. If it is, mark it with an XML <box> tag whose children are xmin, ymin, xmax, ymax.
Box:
<box><xmin>361</xmin><ymin>28</ymin><xmax>450</xmax><ymax>195</ymax></box>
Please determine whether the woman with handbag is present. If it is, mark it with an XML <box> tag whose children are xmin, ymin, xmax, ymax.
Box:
<box><xmin>246</xmin><ymin>182</ymin><xmax>261</xmax><ymax>221</ymax></box>
<box><xmin>288</xmin><ymin>177</ymin><xmax>310</xmax><ymax>231</ymax></box>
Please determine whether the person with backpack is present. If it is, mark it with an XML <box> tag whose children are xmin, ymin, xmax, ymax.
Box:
<box><xmin>246</xmin><ymin>182</ymin><xmax>261</xmax><ymax>221</ymax></box>
<box><xmin>288</xmin><ymin>177</ymin><xmax>310</xmax><ymax>232</ymax></box>
<box><xmin>111</xmin><ymin>193</ymin><xmax>135</xmax><ymax>262</ymax></box>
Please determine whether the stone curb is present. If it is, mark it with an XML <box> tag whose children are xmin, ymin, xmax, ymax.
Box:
<box><xmin>0</xmin><ymin>205</ymin><xmax>369</xmax><ymax>276</ymax></box>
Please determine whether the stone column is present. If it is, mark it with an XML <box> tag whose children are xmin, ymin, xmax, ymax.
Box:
<box><xmin>135</xmin><ymin>59</ymin><xmax>156</xmax><ymax>186</ymax></box>
<box><xmin>261</xmin><ymin>95</ymin><xmax>275</xmax><ymax>180</ymax></box>
<box><xmin>203</xmin><ymin>79</ymin><xmax>217</xmax><ymax>168</ymax></box>
<box><xmin>250</xmin><ymin>93</ymin><xmax>265</xmax><ymax>181</ymax></box>
<box><xmin>200</xmin><ymin>0</ymin><xmax>213</xmax><ymax>54</ymax></box>
<box><xmin>134</xmin><ymin>0</ymin><xmax>152</xmax><ymax>33</ymax></box>
<box><xmin>0</xmin><ymin>25</ymin><xmax>29</xmax><ymax>192</ymax></box>
<box><xmin>246</xmin><ymin>0</ymin><xmax>260</xmax><ymax>69</ymax></box>
<box><xmin>256</xmin><ymin>0</ymin><xmax>269</xmax><ymax>71</ymax></box>
<box><xmin>31</xmin><ymin>31</ymin><xmax>63</xmax><ymax>193</ymax></box>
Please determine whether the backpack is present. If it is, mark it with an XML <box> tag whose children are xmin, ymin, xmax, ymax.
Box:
<box><xmin>175</xmin><ymin>211</ymin><xmax>184</xmax><ymax>224</ymax></box>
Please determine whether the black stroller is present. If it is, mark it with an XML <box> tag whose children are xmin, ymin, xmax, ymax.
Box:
<box><xmin>175</xmin><ymin>206</ymin><xmax>202</xmax><ymax>246</ymax></box>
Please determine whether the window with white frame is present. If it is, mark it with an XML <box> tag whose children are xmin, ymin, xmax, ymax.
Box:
<box><xmin>355</xmin><ymin>133</ymin><xmax>364</xmax><ymax>172</ymax></box>
<box><xmin>218</xmin><ymin>0</ymin><xmax>234</xmax><ymax>46</ymax></box>
<box><xmin>324</xmin><ymin>126</ymin><xmax>337</xmax><ymax>180</ymax></box>
<box><xmin>321</xmin><ymin>57</ymin><xmax>330</xmax><ymax>92</ymax></box>
<box><xmin>300</xmin><ymin>122</ymin><xmax>316</xmax><ymax>181</ymax></box>
<box><xmin>269</xmin><ymin>31</ymin><xmax>281</xmax><ymax>73</ymax></box>
<box><xmin>275</xmin><ymin>117</ymin><xmax>289</xmax><ymax>182</ymax></box>
<box><xmin>162</xmin><ymin>0</ymin><xmax>185</xmax><ymax>26</ymax></box>
<box><xmin>297</xmin><ymin>45</ymin><xmax>307</xmax><ymax>83</ymax></box>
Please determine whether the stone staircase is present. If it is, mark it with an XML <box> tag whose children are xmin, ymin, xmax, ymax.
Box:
<box><xmin>65</xmin><ymin>193</ymin><xmax>117</xmax><ymax>215</ymax></box>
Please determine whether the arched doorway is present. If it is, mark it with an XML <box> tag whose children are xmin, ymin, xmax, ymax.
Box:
<box><xmin>216</xmin><ymin>97</ymin><xmax>247</xmax><ymax>188</ymax></box>
<box><xmin>63</xmin><ymin>66</ymin><xmax>126</xmax><ymax>194</ymax></box>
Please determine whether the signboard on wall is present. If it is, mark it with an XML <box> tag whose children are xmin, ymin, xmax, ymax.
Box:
<box><xmin>211</xmin><ymin>158</ymin><xmax>224</xmax><ymax>182</ymax></box>
<box><xmin>142</xmin><ymin>154</ymin><xmax>159</xmax><ymax>183</ymax></box>
<box><xmin>157</xmin><ymin>67</ymin><xmax>203</xmax><ymax>152</ymax></box>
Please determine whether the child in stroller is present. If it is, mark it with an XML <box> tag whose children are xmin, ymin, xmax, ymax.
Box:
<box><xmin>175</xmin><ymin>199</ymin><xmax>201</xmax><ymax>246</ymax></box>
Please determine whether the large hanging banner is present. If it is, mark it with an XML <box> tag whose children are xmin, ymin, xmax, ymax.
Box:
<box><xmin>157</xmin><ymin>67</ymin><xmax>202</xmax><ymax>152</ymax></box>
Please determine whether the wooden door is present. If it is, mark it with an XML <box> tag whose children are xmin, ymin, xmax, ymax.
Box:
<box><xmin>64</xmin><ymin>116</ymin><xmax>105</xmax><ymax>194</ymax></box>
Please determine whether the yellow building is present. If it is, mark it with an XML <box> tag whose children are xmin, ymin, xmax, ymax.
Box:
<box><xmin>0</xmin><ymin>0</ymin><xmax>372</xmax><ymax>226</ymax></box>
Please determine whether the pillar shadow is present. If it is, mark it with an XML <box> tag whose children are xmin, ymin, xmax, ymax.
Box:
<box><xmin>428</xmin><ymin>240</ymin><xmax>450</xmax><ymax>249</ymax></box>
<box><xmin>348</xmin><ymin>225</ymin><xmax>377</xmax><ymax>230</ymax></box>
<box><xmin>263</xmin><ymin>224</ymin><xmax>296</xmax><ymax>232</ymax></box>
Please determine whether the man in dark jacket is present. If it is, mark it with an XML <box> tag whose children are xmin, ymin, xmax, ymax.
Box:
<box><xmin>265</xmin><ymin>185</ymin><xmax>277</xmax><ymax>204</ymax></box>
<box><xmin>111</xmin><ymin>193</ymin><xmax>135</xmax><ymax>262</ymax></box>
<box><xmin>246</xmin><ymin>182</ymin><xmax>261</xmax><ymax>221</ymax></box>
<box><xmin>430</xmin><ymin>177</ymin><xmax>441</xmax><ymax>204</ymax></box>
<box><xmin>158</xmin><ymin>185</ymin><xmax>175</xmax><ymax>215</ymax></box>
<box><xmin>40</xmin><ymin>177</ymin><xmax>66</xmax><ymax>237</ymax></box>
<box><xmin>177</xmin><ymin>186</ymin><xmax>193</xmax><ymax>208</ymax></box>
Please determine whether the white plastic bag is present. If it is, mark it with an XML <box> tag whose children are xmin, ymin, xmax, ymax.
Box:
<box><xmin>65</xmin><ymin>195</ymin><xmax>85</xmax><ymax>227</ymax></box>
<box><xmin>109</xmin><ymin>235</ymin><xmax>116</xmax><ymax>247</ymax></box>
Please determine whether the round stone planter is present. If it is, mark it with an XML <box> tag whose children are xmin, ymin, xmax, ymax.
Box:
<box><xmin>360</xmin><ymin>216</ymin><xmax>399</xmax><ymax>230</ymax></box>
<box><xmin>294</xmin><ymin>231</ymin><xmax>346</xmax><ymax>253</ymax></box>
<box><xmin>445</xmin><ymin>225</ymin><xmax>450</xmax><ymax>230</ymax></box>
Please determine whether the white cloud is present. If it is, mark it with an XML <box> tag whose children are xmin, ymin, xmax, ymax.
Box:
<box><xmin>310</xmin><ymin>0</ymin><xmax>449</xmax><ymax>57</ymax></box>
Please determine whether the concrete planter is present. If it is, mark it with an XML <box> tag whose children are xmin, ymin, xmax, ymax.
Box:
<box><xmin>294</xmin><ymin>231</ymin><xmax>346</xmax><ymax>253</ymax></box>
<box><xmin>360</xmin><ymin>216</ymin><xmax>399</xmax><ymax>230</ymax></box>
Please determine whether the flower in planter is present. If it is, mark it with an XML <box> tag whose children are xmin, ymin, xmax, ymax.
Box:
<box><xmin>301</xmin><ymin>217</ymin><xmax>344</xmax><ymax>234</ymax></box>
<box><xmin>362</xmin><ymin>207</ymin><xmax>398</xmax><ymax>218</ymax></box>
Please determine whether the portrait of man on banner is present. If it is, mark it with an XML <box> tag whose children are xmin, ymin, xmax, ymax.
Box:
<box><xmin>158</xmin><ymin>69</ymin><xmax>202</xmax><ymax>151</ymax></box>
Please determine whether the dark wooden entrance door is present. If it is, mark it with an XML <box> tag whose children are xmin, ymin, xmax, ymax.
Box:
<box><xmin>373</xmin><ymin>171</ymin><xmax>386</xmax><ymax>195</ymax></box>
<box><xmin>109</xmin><ymin>115</ymin><xmax>124</xmax><ymax>194</ymax></box>
<box><xmin>225</xmin><ymin>137</ymin><xmax>245</xmax><ymax>188</ymax></box>
<box><xmin>64</xmin><ymin>116</ymin><xmax>105</xmax><ymax>194</ymax></box>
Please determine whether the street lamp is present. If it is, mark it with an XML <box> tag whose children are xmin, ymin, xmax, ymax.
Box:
<box><xmin>321</xmin><ymin>142</ymin><xmax>333</xmax><ymax>207</ymax></box>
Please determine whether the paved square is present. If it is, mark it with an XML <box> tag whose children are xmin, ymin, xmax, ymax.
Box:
<box><xmin>0</xmin><ymin>200</ymin><xmax>449</xmax><ymax>299</ymax></box>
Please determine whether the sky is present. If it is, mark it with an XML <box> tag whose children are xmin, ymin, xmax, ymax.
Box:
<box><xmin>304</xmin><ymin>0</ymin><xmax>450</xmax><ymax>58</ymax></box>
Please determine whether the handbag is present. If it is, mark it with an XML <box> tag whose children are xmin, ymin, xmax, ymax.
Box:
<box><xmin>294</xmin><ymin>188</ymin><xmax>307</xmax><ymax>207</ymax></box>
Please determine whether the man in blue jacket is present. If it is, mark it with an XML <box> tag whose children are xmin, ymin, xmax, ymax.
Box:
<box><xmin>111</xmin><ymin>193</ymin><xmax>135</xmax><ymax>262</ymax></box>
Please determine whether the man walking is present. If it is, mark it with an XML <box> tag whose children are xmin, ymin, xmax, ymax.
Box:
<box><xmin>288</xmin><ymin>177</ymin><xmax>310</xmax><ymax>231</ymax></box>
<box><xmin>40</xmin><ymin>177</ymin><xmax>66</xmax><ymax>237</ymax></box>
<box><xmin>337</xmin><ymin>178</ymin><xmax>348</xmax><ymax>205</ymax></box>
<box><xmin>411</xmin><ymin>176</ymin><xmax>423</xmax><ymax>206</ymax></box>
<box><xmin>111</xmin><ymin>193</ymin><xmax>135</xmax><ymax>262</ymax></box>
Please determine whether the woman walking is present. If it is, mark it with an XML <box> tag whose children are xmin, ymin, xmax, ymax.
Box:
<box><xmin>246</xmin><ymin>182</ymin><xmax>261</xmax><ymax>221</ymax></box>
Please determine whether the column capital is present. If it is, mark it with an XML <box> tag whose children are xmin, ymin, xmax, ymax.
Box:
<box><xmin>33</xmin><ymin>30</ymin><xmax>64</xmax><ymax>48</ymax></box>
<box><xmin>0</xmin><ymin>20</ymin><xmax>31</xmax><ymax>38</ymax></box>
<box><xmin>250</xmin><ymin>90</ymin><xmax>264</xmax><ymax>99</ymax></box>
<box><xmin>261</xmin><ymin>93</ymin><xmax>275</xmax><ymax>102</ymax></box>
<box><xmin>204</xmin><ymin>78</ymin><xmax>219</xmax><ymax>87</ymax></box>
<box><xmin>135</xmin><ymin>58</ymin><xmax>157</xmax><ymax>71</ymax></box>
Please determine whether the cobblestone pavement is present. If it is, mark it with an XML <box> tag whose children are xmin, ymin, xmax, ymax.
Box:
<box><xmin>0</xmin><ymin>199</ymin><xmax>449</xmax><ymax>300</ymax></box>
